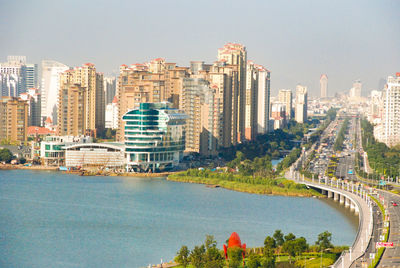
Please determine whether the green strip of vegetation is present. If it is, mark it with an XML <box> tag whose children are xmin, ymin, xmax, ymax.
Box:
<box><xmin>361</xmin><ymin>119</ymin><xmax>400</xmax><ymax>178</ymax></box>
<box><xmin>333</xmin><ymin>118</ymin><xmax>350</xmax><ymax>151</ymax></box>
<box><xmin>168</xmin><ymin>170</ymin><xmax>322</xmax><ymax>197</ymax></box>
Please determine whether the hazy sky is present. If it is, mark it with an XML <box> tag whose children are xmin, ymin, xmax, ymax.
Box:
<box><xmin>1</xmin><ymin>0</ymin><xmax>399</xmax><ymax>96</ymax></box>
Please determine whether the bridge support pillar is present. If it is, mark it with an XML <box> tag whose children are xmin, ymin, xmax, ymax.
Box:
<box><xmin>321</xmin><ymin>189</ymin><xmax>327</xmax><ymax>195</ymax></box>
<box><xmin>340</xmin><ymin>194</ymin><xmax>345</xmax><ymax>204</ymax></box>
<box><xmin>345</xmin><ymin>197</ymin><xmax>350</xmax><ymax>208</ymax></box>
<box><xmin>328</xmin><ymin>191</ymin><xmax>333</xmax><ymax>198</ymax></box>
<box><xmin>354</xmin><ymin>205</ymin><xmax>359</xmax><ymax>215</ymax></box>
<box><xmin>334</xmin><ymin>192</ymin><xmax>339</xmax><ymax>201</ymax></box>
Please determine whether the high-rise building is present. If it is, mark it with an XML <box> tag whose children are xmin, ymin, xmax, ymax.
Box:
<box><xmin>377</xmin><ymin>75</ymin><xmax>400</xmax><ymax>147</ymax></box>
<box><xmin>20</xmin><ymin>88</ymin><xmax>41</xmax><ymax>126</ymax></box>
<box><xmin>104</xmin><ymin>76</ymin><xmax>117</xmax><ymax>105</ymax></box>
<box><xmin>369</xmin><ymin>90</ymin><xmax>383</xmax><ymax>123</ymax></box>
<box><xmin>245</xmin><ymin>61</ymin><xmax>258</xmax><ymax>140</ymax></box>
<box><xmin>271</xmin><ymin>102</ymin><xmax>287</xmax><ymax>129</ymax></box>
<box><xmin>57</xmin><ymin>84</ymin><xmax>87</xmax><ymax>136</ymax></box>
<box><xmin>105</xmin><ymin>96</ymin><xmax>119</xmax><ymax>129</ymax></box>
<box><xmin>117</xmin><ymin>62</ymin><xmax>167</xmax><ymax>141</ymax></box>
<box><xmin>0</xmin><ymin>56</ymin><xmax>38</xmax><ymax>97</ymax></box>
<box><xmin>1</xmin><ymin>56</ymin><xmax>27</xmax><ymax>97</ymax></box>
<box><xmin>278</xmin><ymin>89</ymin><xmax>292</xmax><ymax>120</ymax></box>
<box><xmin>40</xmin><ymin>60</ymin><xmax>69</xmax><ymax>125</ymax></box>
<box><xmin>217</xmin><ymin>43</ymin><xmax>247</xmax><ymax>143</ymax></box>
<box><xmin>117</xmin><ymin>59</ymin><xmax>190</xmax><ymax>141</ymax></box>
<box><xmin>199</xmin><ymin>63</ymin><xmax>234</xmax><ymax>149</ymax></box>
<box><xmin>320</xmin><ymin>74</ymin><xmax>328</xmax><ymax>98</ymax></box>
<box><xmin>0</xmin><ymin>73</ymin><xmax>19</xmax><ymax>97</ymax></box>
<box><xmin>122</xmin><ymin>102</ymin><xmax>187</xmax><ymax>172</ymax></box>
<box><xmin>23</xmin><ymin>63</ymin><xmax>39</xmax><ymax>90</ymax></box>
<box><xmin>295</xmin><ymin>85</ymin><xmax>308</xmax><ymax>123</ymax></box>
<box><xmin>180</xmin><ymin>77</ymin><xmax>220</xmax><ymax>156</ymax></box>
<box><xmin>0</xmin><ymin>96</ymin><xmax>28</xmax><ymax>144</ymax></box>
<box><xmin>256</xmin><ymin>65</ymin><xmax>271</xmax><ymax>134</ymax></box>
<box><xmin>349</xmin><ymin>80</ymin><xmax>362</xmax><ymax>98</ymax></box>
<box><xmin>57</xmin><ymin>63</ymin><xmax>105</xmax><ymax>137</ymax></box>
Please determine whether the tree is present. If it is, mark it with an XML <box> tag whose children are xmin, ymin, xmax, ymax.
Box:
<box><xmin>0</xmin><ymin>148</ymin><xmax>13</xmax><ymax>163</ymax></box>
<box><xmin>260</xmin><ymin>256</ymin><xmax>275</xmax><ymax>268</ymax></box>
<box><xmin>282</xmin><ymin>240</ymin><xmax>296</xmax><ymax>262</ymax></box>
<box><xmin>264</xmin><ymin>236</ymin><xmax>276</xmax><ymax>250</ymax></box>
<box><xmin>190</xmin><ymin>245</ymin><xmax>206</xmax><ymax>268</ymax></box>
<box><xmin>227</xmin><ymin>247</ymin><xmax>244</xmax><ymax>268</ymax></box>
<box><xmin>246</xmin><ymin>253</ymin><xmax>262</xmax><ymax>268</ymax></box>
<box><xmin>315</xmin><ymin>231</ymin><xmax>333</xmax><ymax>251</ymax></box>
<box><xmin>175</xmin><ymin>246</ymin><xmax>190</xmax><ymax>267</ymax></box>
<box><xmin>204</xmin><ymin>235</ymin><xmax>223</xmax><ymax>268</ymax></box>
<box><xmin>293</xmin><ymin>237</ymin><xmax>308</xmax><ymax>258</ymax></box>
<box><xmin>273</xmin><ymin>230</ymin><xmax>284</xmax><ymax>247</ymax></box>
<box><xmin>284</xmin><ymin>233</ymin><xmax>296</xmax><ymax>242</ymax></box>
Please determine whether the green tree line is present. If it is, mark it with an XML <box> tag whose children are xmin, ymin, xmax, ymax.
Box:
<box><xmin>175</xmin><ymin>230</ymin><xmax>345</xmax><ymax>268</ymax></box>
<box><xmin>361</xmin><ymin>119</ymin><xmax>400</xmax><ymax>177</ymax></box>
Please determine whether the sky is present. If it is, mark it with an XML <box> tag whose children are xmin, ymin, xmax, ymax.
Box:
<box><xmin>1</xmin><ymin>0</ymin><xmax>399</xmax><ymax>97</ymax></box>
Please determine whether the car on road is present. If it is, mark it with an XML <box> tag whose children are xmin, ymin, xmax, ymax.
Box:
<box><xmin>391</xmin><ymin>201</ymin><xmax>398</xmax><ymax>207</ymax></box>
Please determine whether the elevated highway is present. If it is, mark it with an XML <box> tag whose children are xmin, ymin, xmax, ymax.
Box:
<box><xmin>288</xmin><ymin>172</ymin><xmax>374</xmax><ymax>268</ymax></box>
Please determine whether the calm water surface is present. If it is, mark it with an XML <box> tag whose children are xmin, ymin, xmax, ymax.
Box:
<box><xmin>0</xmin><ymin>170</ymin><xmax>358</xmax><ymax>268</ymax></box>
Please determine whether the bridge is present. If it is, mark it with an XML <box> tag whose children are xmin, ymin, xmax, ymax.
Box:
<box><xmin>288</xmin><ymin>170</ymin><xmax>374</xmax><ymax>268</ymax></box>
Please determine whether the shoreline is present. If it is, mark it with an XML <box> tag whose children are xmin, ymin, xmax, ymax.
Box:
<box><xmin>0</xmin><ymin>164</ymin><xmax>180</xmax><ymax>178</ymax></box>
<box><xmin>1</xmin><ymin>164</ymin><xmax>322</xmax><ymax>197</ymax></box>
<box><xmin>167</xmin><ymin>174</ymin><xmax>324</xmax><ymax>198</ymax></box>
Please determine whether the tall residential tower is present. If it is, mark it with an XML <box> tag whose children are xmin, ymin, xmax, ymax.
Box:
<box><xmin>295</xmin><ymin>85</ymin><xmax>308</xmax><ymax>123</ymax></box>
<box><xmin>320</xmin><ymin>74</ymin><xmax>328</xmax><ymax>98</ymax></box>
<box><xmin>57</xmin><ymin>63</ymin><xmax>105</xmax><ymax>137</ymax></box>
<box><xmin>41</xmin><ymin>60</ymin><xmax>69</xmax><ymax>124</ymax></box>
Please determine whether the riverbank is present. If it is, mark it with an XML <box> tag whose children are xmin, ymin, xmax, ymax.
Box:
<box><xmin>168</xmin><ymin>170</ymin><xmax>323</xmax><ymax>197</ymax></box>
<box><xmin>1</xmin><ymin>164</ymin><xmax>321</xmax><ymax>197</ymax></box>
<box><xmin>0</xmin><ymin>164</ymin><xmax>179</xmax><ymax>177</ymax></box>
<box><xmin>0</xmin><ymin>164</ymin><xmax>58</xmax><ymax>171</ymax></box>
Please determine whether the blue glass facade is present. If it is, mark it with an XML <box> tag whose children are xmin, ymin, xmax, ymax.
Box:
<box><xmin>122</xmin><ymin>102</ymin><xmax>187</xmax><ymax>172</ymax></box>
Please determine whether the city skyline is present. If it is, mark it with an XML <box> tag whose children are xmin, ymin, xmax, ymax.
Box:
<box><xmin>1</xmin><ymin>0</ymin><xmax>399</xmax><ymax>96</ymax></box>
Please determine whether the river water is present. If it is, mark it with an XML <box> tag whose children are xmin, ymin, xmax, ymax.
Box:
<box><xmin>0</xmin><ymin>170</ymin><xmax>358</xmax><ymax>267</ymax></box>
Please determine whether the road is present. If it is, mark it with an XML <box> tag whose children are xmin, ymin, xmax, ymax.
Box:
<box><xmin>377</xmin><ymin>190</ymin><xmax>400</xmax><ymax>267</ymax></box>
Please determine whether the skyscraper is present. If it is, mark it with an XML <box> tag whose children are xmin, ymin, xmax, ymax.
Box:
<box><xmin>295</xmin><ymin>85</ymin><xmax>308</xmax><ymax>123</ymax></box>
<box><xmin>320</xmin><ymin>74</ymin><xmax>328</xmax><ymax>98</ymax></box>
<box><xmin>278</xmin><ymin>89</ymin><xmax>292</xmax><ymax>120</ymax></box>
<box><xmin>256</xmin><ymin>65</ymin><xmax>270</xmax><ymax>134</ymax></box>
<box><xmin>104</xmin><ymin>76</ymin><xmax>117</xmax><ymax>105</ymax></box>
<box><xmin>349</xmin><ymin>80</ymin><xmax>362</xmax><ymax>98</ymax></box>
<box><xmin>180</xmin><ymin>77</ymin><xmax>219</xmax><ymax>156</ymax></box>
<box><xmin>20</xmin><ymin>88</ymin><xmax>41</xmax><ymax>126</ymax></box>
<box><xmin>217</xmin><ymin>43</ymin><xmax>247</xmax><ymax>143</ymax></box>
<box><xmin>245</xmin><ymin>61</ymin><xmax>258</xmax><ymax>140</ymax></box>
<box><xmin>378</xmin><ymin>75</ymin><xmax>400</xmax><ymax>147</ymax></box>
<box><xmin>40</xmin><ymin>60</ymin><xmax>69</xmax><ymax>124</ymax></box>
<box><xmin>0</xmin><ymin>56</ymin><xmax>38</xmax><ymax>97</ymax></box>
<box><xmin>57</xmin><ymin>63</ymin><xmax>105</xmax><ymax>137</ymax></box>
<box><xmin>57</xmin><ymin>84</ymin><xmax>87</xmax><ymax>136</ymax></box>
<box><xmin>23</xmin><ymin>63</ymin><xmax>39</xmax><ymax>90</ymax></box>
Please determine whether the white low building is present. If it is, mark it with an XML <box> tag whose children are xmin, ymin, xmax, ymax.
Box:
<box><xmin>65</xmin><ymin>143</ymin><xmax>125</xmax><ymax>168</ymax></box>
